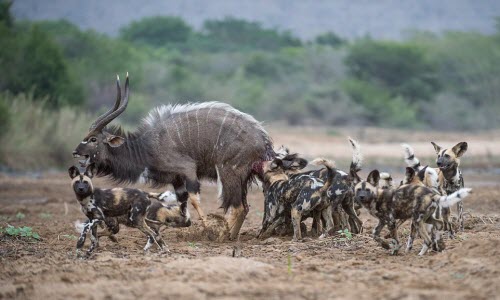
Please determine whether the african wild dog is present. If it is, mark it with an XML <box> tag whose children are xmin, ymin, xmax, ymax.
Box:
<box><xmin>260</xmin><ymin>158</ymin><xmax>337</xmax><ymax>241</ymax></box>
<box><xmin>270</xmin><ymin>138</ymin><xmax>364</xmax><ymax>235</ymax></box>
<box><xmin>91</xmin><ymin>193</ymin><xmax>192</xmax><ymax>252</ymax></box>
<box><xmin>355</xmin><ymin>167</ymin><xmax>472</xmax><ymax>255</ymax></box>
<box><xmin>402</xmin><ymin>142</ymin><xmax>468</xmax><ymax>234</ymax></box>
<box><xmin>69</xmin><ymin>164</ymin><xmax>185</xmax><ymax>255</ymax></box>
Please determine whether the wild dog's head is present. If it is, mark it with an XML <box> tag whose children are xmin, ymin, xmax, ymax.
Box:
<box><xmin>431</xmin><ymin>142</ymin><xmax>468</xmax><ymax>170</ymax></box>
<box><xmin>68</xmin><ymin>163</ymin><xmax>97</xmax><ymax>198</ymax></box>
<box><xmin>401</xmin><ymin>167</ymin><xmax>424</xmax><ymax>185</ymax></box>
<box><xmin>262</xmin><ymin>159</ymin><xmax>288</xmax><ymax>184</ymax></box>
<box><xmin>274</xmin><ymin>146</ymin><xmax>308</xmax><ymax>174</ymax></box>
<box><xmin>354</xmin><ymin>170</ymin><xmax>380</xmax><ymax>204</ymax></box>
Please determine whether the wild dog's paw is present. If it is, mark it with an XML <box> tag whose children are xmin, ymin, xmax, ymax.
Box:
<box><xmin>389</xmin><ymin>239</ymin><xmax>401</xmax><ymax>256</ymax></box>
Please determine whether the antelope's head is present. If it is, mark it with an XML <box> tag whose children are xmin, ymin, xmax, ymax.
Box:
<box><xmin>72</xmin><ymin>74</ymin><xmax>130</xmax><ymax>167</ymax></box>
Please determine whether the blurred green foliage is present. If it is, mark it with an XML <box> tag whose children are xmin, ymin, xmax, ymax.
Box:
<box><xmin>0</xmin><ymin>0</ymin><xmax>499</xmax><ymax>170</ymax></box>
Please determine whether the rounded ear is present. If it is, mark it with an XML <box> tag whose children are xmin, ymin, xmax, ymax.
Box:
<box><xmin>270</xmin><ymin>159</ymin><xmax>283</xmax><ymax>170</ymax></box>
<box><xmin>103</xmin><ymin>132</ymin><xmax>125</xmax><ymax>148</ymax></box>
<box><xmin>367</xmin><ymin>170</ymin><xmax>380</xmax><ymax>186</ymax></box>
<box><xmin>452</xmin><ymin>142</ymin><xmax>468</xmax><ymax>157</ymax></box>
<box><xmin>405</xmin><ymin>167</ymin><xmax>415</xmax><ymax>183</ymax></box>
<box><xmin>431</xmin><ymin>142</ymin><xmax>442</xmax><ymax>154</ymax></box>
<box><xmin>85</xmin><ymin>163</ymin><xmax>97</xmax><ymax>178</ymax></box>
<box><xmin>68</xmin><ymin>166</ymin><xmax>80</xmax><ymax>179</ymax></box>
<box><xmin>289</xmin><ymin>158</ymin><xmax>308</xmax><ymax>170</ymax></box>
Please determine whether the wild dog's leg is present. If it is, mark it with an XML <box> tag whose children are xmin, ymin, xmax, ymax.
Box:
<box><xmin>342</xmin><ymin>200</ymin><xmax>363</xmax><ymax>234</ymax></box>
<box><xmin>76</xmin><ymin>219</ymin><xmax>91</xmax><ymax>250</ymax></box>
<box><xmin>372</xmin><ymin>220</ymin><xmax>391</xmax><ymax>250</ymax></box>
<box><xmin>457</xmin><ymin>201</ymin><xmax>464</xmax><ymax>231</ymax></box>
<box><xmin>406</xmin><ymin>220</ymin><xmax>418</xmax><ymax>253</ymax></box>
<box><xmin>320</xmin><ymin>206</ymin><xmax>335</xmax><ymax>238</ymax></box>
<box><xmin>313</xmin><ymin>210</ymin><xmax>323</xmax><ymax>237</ymax></box>
<box><xmin>99</xmin><ymin>217</ymin><xmax>120</xmax><ymax>243</ymax></box>
<box><xmin>417</xmin><ymin>219</ymin><xmax>433</xmax><ymax>256</ymax></box>
<box><xmin>441</xmin><ymin>207</ymin><xmax>455</xmax><ymax>238</ymax></box>
<box><xmin>291</xmin><ymin>207</ymin><xmax>303</xmax><ymax>242</ymax></box>
<box><xmin>331</xmin><ymin>206</ymin><xmax>342</xmax><ymax>232</ymax></box>
<box><xmin>87</xmin><ymin>224</ymin><xmax>100</xmax><ymax>255</ymax></box>
<box><xmin>387</xmin><ymin>217</ymin><xmax>400</xmax><ymax>255</ymax></box>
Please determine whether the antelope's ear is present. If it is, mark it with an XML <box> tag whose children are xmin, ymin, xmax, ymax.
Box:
<box><xmin>431</xmin><ymin>142</ymin><xmax>442</xmax><ymax>154</ymax></box>
<box><xmin>68</xmin><ymin>166</ymin><xmax>80</xmax><ymax>179</ymax></box>
<box><xmin>85</xmin><ymin>163</ymin><xmax>97</xmax><ymax>179</ymax></box>
<box><xmin>405</xmin><ymin>167</ymin><xmax>415</xmax><ymax>183</ymax></box>
<box><xmin>452</xmin><ymin>142</ymin><xmax>468</xmax><ymax>157</ymax></box>
<box><xmin>367</xmin><ymin>170</ymin><xmax>380</xmax><ymax>186</ymax></box>
<box><xmin>103</xmin><ymin>132</ymin><xmax>125</xmax><ymax>147</ymax></box>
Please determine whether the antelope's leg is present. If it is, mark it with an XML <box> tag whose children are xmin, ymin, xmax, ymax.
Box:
<box><xmin>188</xmin><ymin>192</ymin><xmax>207</xmax><ymax>227</ymax></box>
<box><xmin>227</xmin><ymin>204</ymin><xmax>247</xmax><ymax>240</ymax></box>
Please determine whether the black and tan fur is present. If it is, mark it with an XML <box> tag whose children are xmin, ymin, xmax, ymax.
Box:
<box><xmin>269</xmin><ymin>138</ymin><xmax>364</xmax><ymax>235</ymax></box>
<box><xmin>402</xmin><ymin>142</ymin><xmax>468</xmax><ymax>233</ymax></box>
<box><xmin>355</xmin><ymin>167</ymin><xmax>471</xmax><ymax>255</ymax></box>
<box><xmin>69</xmin><ymin>164</ymin><xmax>187</xmax><ymax>255</ymax></box>
<box><xmin>260</xmin><ymin>158</ymin><xmax>336</xmax><ymax>241</ymax></box>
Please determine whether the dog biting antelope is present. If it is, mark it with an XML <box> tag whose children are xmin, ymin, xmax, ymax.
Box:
<box><xmin>72</xmin><ymin>74</ymin><xmax>290</xmax><ymax>240</ymax></box>
<box><xmin>69</xmin><ymin>164</ymin><xmax>190</xmax><ymax>256</ymax></box>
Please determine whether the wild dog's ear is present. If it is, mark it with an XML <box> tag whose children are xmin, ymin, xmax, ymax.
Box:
<box><xmin>405</xmin><ymin>167</ymin><xmax>416</xmax><ymax>183</ymax></box>
<box><xmin>85</xmin><ymin>163</ymin><xmax>97</xmax><ymax>178</ymax></box>
<box><xmin>103</xmin><ymin>132</ymin><xmax>125</xmax><ymax>148</ymax></box>
<box><xmin>431</xmin><ymin>142</ymin><xmax>442</xmax><ymax>154</ymax></box>
<box><xmin>68</xmin><ymin>166</ymin><xmax>80</xmax><ymax>179</ymax></box>
<box><xmin>283</xmin><ymin>157</ymin><xmax>308</xmax><ymax>171</ymax></box>
<box><xmin>367</xmin><ymin>170</ymin><xmax>380</xmax><ymax>186</ymax></box>
<box><xmin>349</xmin><ymin>168</ymin><xmax>361</xmax><ymax>184</ymax></box>
<box><xmin>451</xmin><ymin>142</ymin><xmax>468</xmax><ymax>157</ymax></box>
<box><xmin>269</xmin><ymin>159</ymin><xmax>283</xmax><ymax>170</ymax></box>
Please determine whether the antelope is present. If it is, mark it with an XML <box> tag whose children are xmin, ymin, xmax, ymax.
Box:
<box><xmin>72</xmin><ymin>74</ymin><xmax>277</xmax><ymax>240</ymax></box>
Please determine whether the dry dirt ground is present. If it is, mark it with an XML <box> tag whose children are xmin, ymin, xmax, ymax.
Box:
<box><xmin>1</xmin><ymin>128</ymin><xmax>500</xmax><ymax>300</ymax></box>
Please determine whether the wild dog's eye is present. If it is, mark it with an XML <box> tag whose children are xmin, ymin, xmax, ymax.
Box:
<box><xmin>90</xmin><ymin>137</ymin><xmax>97</xmax><ymax>143</ymax></box>
<box><xmin>444</xmin><ymin>154</ymin><xmax>450</xmax><ymax>158</ymax></box>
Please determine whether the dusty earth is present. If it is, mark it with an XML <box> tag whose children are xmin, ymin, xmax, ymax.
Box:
<box><xmin>1</xmin><ymin>129</ymin><xmax>500</xmax><ymax>300</ymax></box>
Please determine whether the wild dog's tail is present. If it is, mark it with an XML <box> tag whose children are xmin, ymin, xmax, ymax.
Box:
<box><xmin>348</xmin><ymin>137</ymin><xmax>362</xmax><ymax>174</ymax></box>
<box><xmin>379</xmin><ymin>172</ymin><xmax>393</xmax><ymax>189</ymax></box>
<box><xmin>74</xmin><ymin>220</ymin><xmax>86</xmax><ymax>233</ymax></box>
<box><xmin>401</xmin><ymin>143</ymin><xmax>421</xmax><ymax>170</ymax></box>
<box><xmin>311</xmin><ymin>158</ymin><xmax>336</xmax><ymax>194</ymax></box>
<box><xmin>436</xmin><ymin>188</ymin><xmax>472</xmax><ymax>208</ymax></box>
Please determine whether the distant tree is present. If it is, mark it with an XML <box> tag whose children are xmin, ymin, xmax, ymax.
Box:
<box><xmin>0</xmin><ymin>24</ymin><xmax>84</xmax><ymax>107</ymax></box>
<box><xmin>314</xmin><ymin>32</ymin><xmax>345</xmax><ymax>48</ymax></box>
<box><xmin>344</xmin><ymin>39</ymin><xmax>440</xmax><ymax>101</ymax></box>
<box><xmin>202</xmin><ymin>17</ymin><xmax>302</xmax><ymax>51</ymax></box>
<box><xmin>0</xmin><ymin>0</ymin><xmax>13</xmax><ymax>28</ymax></box>
<box><xmin>120</xmin><ymin>16</ymin><xmax>192</xmax><ymax>47</ymax></box>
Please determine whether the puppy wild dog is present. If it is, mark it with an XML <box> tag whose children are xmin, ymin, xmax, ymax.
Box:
<box><xmin>355</xmin><ymin>167</ymin><xmax>472</xmax><ymax>255</ymax></box>
<box><xmin>69</xmin><ymin>164</ymin><xmax>176</xmax><ymax>255</ymax></box>
<box><xmin>260</xmin><ymin>158</ymin><xmax>336</xmax><ymax>241</ymax></box>
<box><xmin>402</xmin><ymin>142</ymin><xmax>468</xmax><ymax>233</ymax></box>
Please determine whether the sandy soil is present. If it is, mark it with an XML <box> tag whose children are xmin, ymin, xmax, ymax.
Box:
<box><xmin>1</xmin><ymin>128</ymin><xmax>500</xmax><ymax>299</ymax></box>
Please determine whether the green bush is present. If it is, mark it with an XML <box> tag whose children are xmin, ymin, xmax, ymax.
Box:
<box><xmin>314</xmin><ymin>32</ymin><xmax>345</xmax><ymax>48</ymax></box>
<box><xmin>120</xmin><ymin>16</ymin><xmax>192</xmax><ymax>47</ymax></box>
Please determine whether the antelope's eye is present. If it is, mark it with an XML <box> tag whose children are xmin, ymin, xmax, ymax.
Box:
<box><xmin>90</xmin><ymin>137</ymin><xmax>97</xmax><ymax>143</ymax></box>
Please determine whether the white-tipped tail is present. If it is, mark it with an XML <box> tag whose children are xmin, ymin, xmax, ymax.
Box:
<box><xmin>158</xmin><ymin>190</ymin><xmax>177</xmax><ymax>202</ymax></box>
<box><xmin>311</xmin><ymin>158</ymin><xmax>336</xmax><ymax>169</ymax></box>
<box><xmin>348</xmin><ymin>137</ymin><xmax>362</xmax><ymax>170</ymax></box>
<box><xmin>401</xmin><ymin>143</ymin><xmax>421</xmax><ymax>169</ymax></box>
<box><xmin>439</xmin><ymin>188</ymin><xmax>472</xmax><ymax>208</ymax></box>
<box><xmin>379</xmin><ymin>172</ymin><xmax>393</xmax><ymax>188</ymax></box>
<box><xmin>74</xmin><ymin>220</ymin><xmax>86</xmax><ymax>233</ymax></box>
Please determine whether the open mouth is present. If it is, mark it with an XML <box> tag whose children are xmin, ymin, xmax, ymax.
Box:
<box><xmin>73</xmin><ymin>153</ymin><xmax>90</xmax><ymax>167</ymax></box>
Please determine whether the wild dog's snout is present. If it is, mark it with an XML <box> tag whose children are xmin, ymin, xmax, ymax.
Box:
<box><xmin>72</xmin><ymin>150</ymin><xmax>80</xmax><ymax>158</ymax></box>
